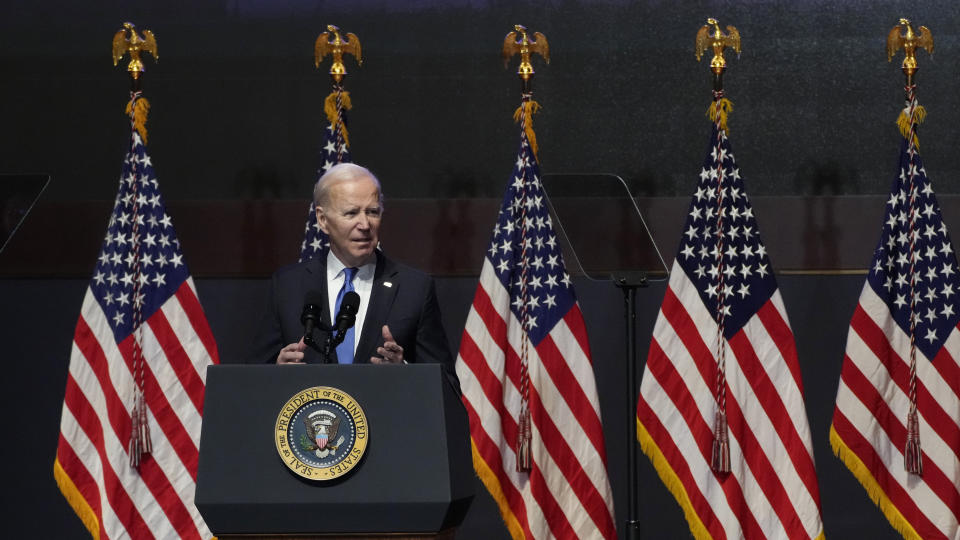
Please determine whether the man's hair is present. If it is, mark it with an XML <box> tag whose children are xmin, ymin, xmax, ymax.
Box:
<box><xmin>313</xmin><ymin>163</ymin><xmax>384</xmax><ymax>209</ymax></box>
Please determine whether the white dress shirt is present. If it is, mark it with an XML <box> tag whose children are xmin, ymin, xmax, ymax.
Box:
<box><xmin>325</xmin><ymin>251</ymin><xmax>376</xmax><ymax>353</ymax></box>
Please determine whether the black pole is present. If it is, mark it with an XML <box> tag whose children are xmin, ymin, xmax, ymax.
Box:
<box><xmin>614</xmin><ymin>271</ymin><xmax>647</xmax><ymax>540</ymax></box>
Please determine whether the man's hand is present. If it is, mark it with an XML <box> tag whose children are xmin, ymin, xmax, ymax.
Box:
<box><xmin>372</xmin><ymin>325</ymin><xmax>404</xmax><ymax>364</ymax></box>
<box><xmin>277</xmin><ymin>338</ymin><xmax>307</xmax><ymax>364</ymax></box>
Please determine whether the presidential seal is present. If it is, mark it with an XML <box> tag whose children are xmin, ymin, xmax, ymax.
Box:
<box><xmin>274</xmin><ymin>386</ymin><xmax>369</xmax><ymax>481</ymax></box>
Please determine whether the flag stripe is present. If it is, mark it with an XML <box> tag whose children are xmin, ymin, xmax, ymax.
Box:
<box><xmin>839</xmin><ymin>348</ymin><xmax>960</xmax><ymax>526</ymax></box>
<box><xmin>175</xmin><ymin>282</ymin><xmax>219</xmax><ymax>367</ymax></box>
<box><xmin>851</xmin><ymin>304</ymin><xmax>960</xmax><ymax>465</ymax></box>
<box><xmin>643</xmin><ymin>339</ymin><xmax>762</xmax><ymax>538</ymax></box>
<box><xmin>146</xmin><ymin>306</ymin><xmax>206</xmax><ymax>414</ymax></box>
<box><xmin>63</xmin><ymin>374</ymin><xmax>155</xmax><ymax>540</ymax></box>
<box><xmin>72</xmin><ymin>318</ymin><xmax>203</xmax><ymax>539</ymax></box>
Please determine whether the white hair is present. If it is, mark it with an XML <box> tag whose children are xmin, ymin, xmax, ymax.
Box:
<box><xmin>313</xmin><ymin>163</ymin><xmax>383</xmax><ymax>209</ymax></box>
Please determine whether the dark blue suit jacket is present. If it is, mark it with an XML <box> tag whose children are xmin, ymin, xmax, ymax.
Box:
<box><xmin>251</xmin><ymin>251</ymin><xmax>457</xmax><ymax>385</ymax></box>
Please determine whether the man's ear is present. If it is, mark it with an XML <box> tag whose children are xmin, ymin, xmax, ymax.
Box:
<box><xmin>315</xmin><ymin>205</ymin><xmax>329</xmax><ymax>235</ymax></box>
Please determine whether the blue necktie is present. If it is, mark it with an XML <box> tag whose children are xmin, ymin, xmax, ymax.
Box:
<box><xmin>335</xmin><ymin>267</ymin><xmax>358</xmax><ymax>364</ymax></box>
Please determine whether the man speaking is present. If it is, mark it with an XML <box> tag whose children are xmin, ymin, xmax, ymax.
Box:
<box><xmin>251</xmin><ymin>163</ymin><xmax>455</xmax><ymax>379</ymax></box>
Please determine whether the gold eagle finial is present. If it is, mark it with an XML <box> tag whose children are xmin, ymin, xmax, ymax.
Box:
<box><xmin>695</xmin><ymin>17</ymin><xmax>740</xmax><ymax>71</ymax></box>
<box><xmin>315</xmin><ymin>25</ymin><xmax>362</xmax><ymax>83</ymax></box>
<box><xmin>502</xmin><ymin>24</ymin><xmax>549</xmax><ymax>80</ymax></box>
<box><xmin>112</xmin><ymin>22</ymin><xmax>157</xmax><ymax>77</ymax></box>
<box><xmin>887</xmin><ymin>18</ymin><xmax>933</xmax><ymax>76</ymax></box>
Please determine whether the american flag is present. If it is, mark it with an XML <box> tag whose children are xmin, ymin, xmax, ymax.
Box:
<box><xmin>636</xmin><ymin>99</ymin><xmax>824</xmax><ymax>539</ymax></box>
<box><xmin>831</xmin><ymin>91</ymin><xmax>960</xmax><ymax>539</ymax></box>
<box><xmin>299</xmin><ymin>88</ymin><xmax>352</xmax><ymax>262</ymax></box>
<box><xmin>455</xmin><ymin>97</ymin><xmax>616</xmax><ymax>539</ymax></box>
<box><xmin>54</xmin><ymin>97</ymin><xmax>217</xmax><ymax>539</ymax></box>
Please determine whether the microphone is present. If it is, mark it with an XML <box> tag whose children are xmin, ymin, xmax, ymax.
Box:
<box><xmin>332</xmin><ymin>291</ymin><xmax>361</xmax><ymax>345</ymax></box>
<box><xmin>301</xmin><ymin>290</ymin><xmax>325</xmax><ymax>345</ymax></box>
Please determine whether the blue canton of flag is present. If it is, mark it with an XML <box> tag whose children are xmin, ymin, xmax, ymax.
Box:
<box><xmin>676</xmin><ymin>124</ymin><xmax>778</xmax><ymax>337</ymax></box>
<box><xmin>91</xmin><ymin>131</ymin><xmax>190</xmax><ymax>340</ymax></box>
<box><xmin>486</xmin><ymin>139</ymin><xmax>574</xmax><ymax>344</ymax></box>
<box><xmin>299</xmin><ymin>117</ymin><xmax>351</xmax><ymax>262</ymax></box>
<box><xmin>866</xmin><ymin>139</ymin><xmax>960</xmax><ymax>361</ymax></box>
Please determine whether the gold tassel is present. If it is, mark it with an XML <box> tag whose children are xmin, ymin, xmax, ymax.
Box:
<box><xmin>125</xmin><ymin>97</ymin><xmax>150</xmax><ymax>144</ymax></box>
<box><xmin>512</xmin><ymin>99</ymin><xmax>542</xmax><ymax>161</ymax></box>
<box><xmin>323</xmin><ymin>90</ymin><xmax>352</xmax><ymax>148</ymax></box>
<box><xmin>706</xmin><ymin>98</ymin><xmax>734</xmax><ymax>134</ymax></box>
<box><xmin>516</xmin><ymin>407</ymin><xmax>532</xmax><ymax>472</ymax></box>
<box><xmin>896</xmin><ymin>104</ymin><xmax>926</xmax><ymax>148</ymax></box>
<box><xmin>710</xmin><ymin>409</ymin><xmax>731</xmax><ymax>474</ymax></box>
<box><xmin>904</xmin><ymin>407</ymin><xmax>923</xmax><ymax>475</ymax></box>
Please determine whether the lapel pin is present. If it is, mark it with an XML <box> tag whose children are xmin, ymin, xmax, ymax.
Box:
<box><xmin>383</xmin><ymin>281</ymin><xmax>393</xmax><ymax>288</ymax></box>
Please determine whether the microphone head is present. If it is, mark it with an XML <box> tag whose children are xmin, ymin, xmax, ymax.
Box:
<box><xmin>301</xmin><ymin>290</ymin><xmax>324</xmax><ymax>324</ymax></box>
<box><xmin>340</xmin><ymin>291</ymin><xmax>361</xmax><ymax>315</ymax></box>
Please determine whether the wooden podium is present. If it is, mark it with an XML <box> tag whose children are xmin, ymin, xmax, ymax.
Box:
<box><xmin>195</xmin><ymin>364</ymin><xmax>474</xmax><ymax>539</ymax></box>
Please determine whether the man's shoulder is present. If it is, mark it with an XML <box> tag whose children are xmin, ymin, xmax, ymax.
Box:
<box><xmin>379</xmin><ymin>254</ymin><xmax>432</xmax><ymax>285</ymax></box>
<box><xmin>272</xmin><ymin>257</ymin><xmax>323</xmax><ymax>282</ymax></box>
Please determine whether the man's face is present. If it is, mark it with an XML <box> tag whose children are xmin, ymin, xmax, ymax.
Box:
<box><xmin>316</xmin><ymin>175</ymin><xmax>381</xmax><ymax>267</ymax></box>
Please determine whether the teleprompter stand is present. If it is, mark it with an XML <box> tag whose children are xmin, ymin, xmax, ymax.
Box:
<box><xmin>195</xmin><ymin>364</ymin><xmax>474</xmax><ymax>539</ymax></box>
<box><xmin>542</xmin><ymin>173</ymin><xmax>668</xmax><ymax>540</ymax></box>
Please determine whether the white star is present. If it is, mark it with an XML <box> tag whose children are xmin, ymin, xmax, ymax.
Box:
<box><xmin>160</xmin><ymin>214</ymin><xmax>172</xmax><ymax>228</ymax></box>
<box><xmin>138</xmin><ymin>273</ymin><xmax>149</xmax><ymax>286</ymax></box>
<box><xmin>512</xmin><ymin>295</ymin><xmax>523</xmax><ymax>310</ymax></box>
<box><xmin>922</xmin><ymin>182</ymin><xmax>934</xmax><ymax>197</ymax></box>
<box><xmin>756</xmin><ymin>263</ymin><xmax>769</xmax><ymax>278</ymax></box>
<box><xmin>727</xmin><ymin>226</ymin><xmax>739</xmax><ymax>240</ymax></box>
<box><xmin>887</xmin><ymin>193</ymin><xmax>899</xmax><ymax>208</ymax></box>
<box><xmin>925</xmin><ymin>287</ymin><xmax>938</xmax><ymax>303</ymax></box>
<box><xmin>499</xmin><ymin>240</ymin><xmax>512</xmax><ymax>254</ymax></box>
<box><xmin>561</xmin><ymin>273</ymin><xmax>572</xmax><ymax>287</ymax></box>
<box><xmin>525</xmin><ymin>316</ymin><xmax>538</xmax><ymax>330</ymax></box>
<box><xmin>699</xmin><ymin>169</ymin><xmax>710</xmax><ymax>182</ymax></box>
<box><xmin>741</xmin><ymin>245</ymin><xmax>754</xmax><ymax>259</ymax></box>
<box><xmin>112</xmin><ymin>311</ymin><xmax>125</xmax><ymax>326</ymax></box>
<box><xmin>925</xmin><ymin>307</ymin><xmax>938</xmax><ymax>323</ymax></box>
<box><xmin>922</xmin><ymin>204</ymin><xmax>936</xmax><ymax>220</ymax></box>
<box><xmin>694</xmin><ymin>265</ymin><xmax>706</xmax><ymax>279</ymax></box>
<box><xmin>883</xmin><ymin>276</ymin><xmax>893</xmax><ymax>291</ymax></box>
<box><xmin>699</xmin><ymin>245</ymin><xmax>710</xmax><ymax>259</ymax></box>
<box><xmin>140</xmin><ymin>253</ymin><xmax>153</xmax><ymax>267</ymax></box>
<box><xmin>685</xmin><ymin>225</ymin><xmax>698</xmax><ymax>240</ymax></box>
<box><xmin>497</xmin><ymin>259</ymin><xmax>509</xmax><ymax>273</ymax></box>
<box><xmin>725</xmin><ymin>245</ymin><xmax>738</xmax><ymax>260</ymax></box>
<box><xmin>924</xmin><ymin>327</ymin><xmax>937</xmax><ymax>344</ymax></box>
<box><xmin>886</xmin><ymin>213</ymin><xmax>898</xmax><ymax>230</ymax></box>
<box><xmin>544</xmin><ymin>294</ymin><xmax>557</xmax><ymax>308</ymax></box>
<box><xmin>116</xmin><ymin>292</ymin><xmax>130</xmax><ymax>306</ymax></box>
<box><xmin>152</xmin><ymin>272</ymin><xmax>166</xmax><ymax>286</ymax></box>
<box><xmin>740</xmin><ymin>264</ymin><xmax>752</xmax><ymax>279</ymax></box>
<box><xmin>942</xmin><ymin>263</ymin><xmax>956</xmax><ymax>277</ymax></box>
<box><xmin>872</xmin><ymin>260</ymin><xmax>883</xmax><ymax>274</ymax></box>
<box><xmin>690</xmin><ymin>206</ymin><xmax>703</xmax><ymax>221</ymax></box>
<box><xmin>545</xmin><ymin>274</ymin><xmax>558</xmax><ymax>288</ymax></box>
<box><xmin>527</xmin><ymin>295</ymin><xmax>540</xmax><ymax>309</ymax></box>
<box><xmin>546</xmin><ymin>236</ymin><xmax>557</xmax><ymax>250</ymax></box>
<box><xmin>159</xmin><ymin>234</ymin><xmax>171</xmax><ymax>248</ymax></box>
<box><xmin>925</xmin><ymin>266</ymin><xmax>938</xmax><ymax>282</ymax></box>
<box><xmin>924</xmin><ymin>224</ymin><xmax>937</xmax><ymax>240</ymax></box>
<box><xmin>705</xmin><ymin>283</ymin><xmax>718</xmax><ymax>298</ymax></box>
<box><xmin>93</xmin><ymin>271</ymin><xmax>105</xmax><ymax>285</ymax></box>
<box><xmin>729</xmin><ymin>206</ymin><xmax>742</xmax><ymax>221</ymax></box>
<box><xmin>756</xmin><ymin>244</ymin><xmax>767</xmax><ymax>259</ymax></box>
<box><xmin>98</xmin><ymin>252</ymin><xmax>111</xmax><ymax>265</ymax></box>
<box><xmin>941</xmin><ymin>304</ymin><xmax>955</xmax><ymax>317</ymax></box>
<box><xmin>529</xmin><ymin>275</ymin><xmax>543</xmax><ymax>290</ymax></box>
<box><xmin>738</xmin><ymin>283</ymin><xmax>750</xmax><ymax>298</ymax></box>
<box><xmin>531</xmin><ymin>256</ymin><xmax>544</xmax><ymax>271</ymax></box>
<box><xmin>546</xmin><ymin>255</ymin><xmax>559</xmax><ymax>269</ymax></box>
<box><xmin>893</xmin><ymin>294</ymin><xmax>907</xmax><ymax>309</ymax></box>
<box><xmin>708</xmin><ymin>265</ymin><xmax>719</xmax><ymax>279</ymax></box>
<box><xmin>926</xmin><ymin>245</ymin><xmax>938</xmax><ymax>261</ymax></box>
<box><xmin>170</xmin><ymin>253</ymin><xmax>183</xmax><ymax>268</ymax></box>
<box><xmin>943</xmin><ymin>284</ymin><xmax>955</xmax><ymax>299</ymax></box>
<box><xmin>720</xmin><ymin>304</ymin><xmax>732</xmax><ymax>316</ymax></box>
<box><xmin>941</xmin><ymin>242</ymin><xmax>953</xmax><ymax>256</ymax></box>
<box><xmin>723</xmin><ymin>265</ymin><xmax>736</xmax><ymax>279</ymax></box>
<box><xmin>681</xmin><ymin>245</ymin><xmax>695</xmax><ymax>260</ymax></box>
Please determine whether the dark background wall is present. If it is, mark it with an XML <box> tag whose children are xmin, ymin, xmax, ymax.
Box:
<box><xmin>2</xmin><ymin>0</ymin><xmax>960</xmax><ymax>538</ymax></box>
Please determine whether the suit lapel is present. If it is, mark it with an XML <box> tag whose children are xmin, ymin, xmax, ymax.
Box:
<box><xmin>355</xmin><ymin>251</ymin><xmax>399</xmax><ymax>363</ymax></box>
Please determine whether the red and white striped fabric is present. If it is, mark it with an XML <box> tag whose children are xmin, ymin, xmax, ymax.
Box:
<box><xmin>54</xmin><ymin>102</ymin><xmax>217</xmax><ymax>540</ymax></box>
<box><xmin>831</xmin><ymin>96</ymin><xmax>960</xmax><ymax>539</ymax></box>
<box><xmin>456</xmin><ymin>102</ymin><xmax>616</xmax><ymax>539</ymax></box>
<box><xmin>636</xmin><ymin>106</ymin><xmax>823</xmax><ymax>539</ymax></box>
